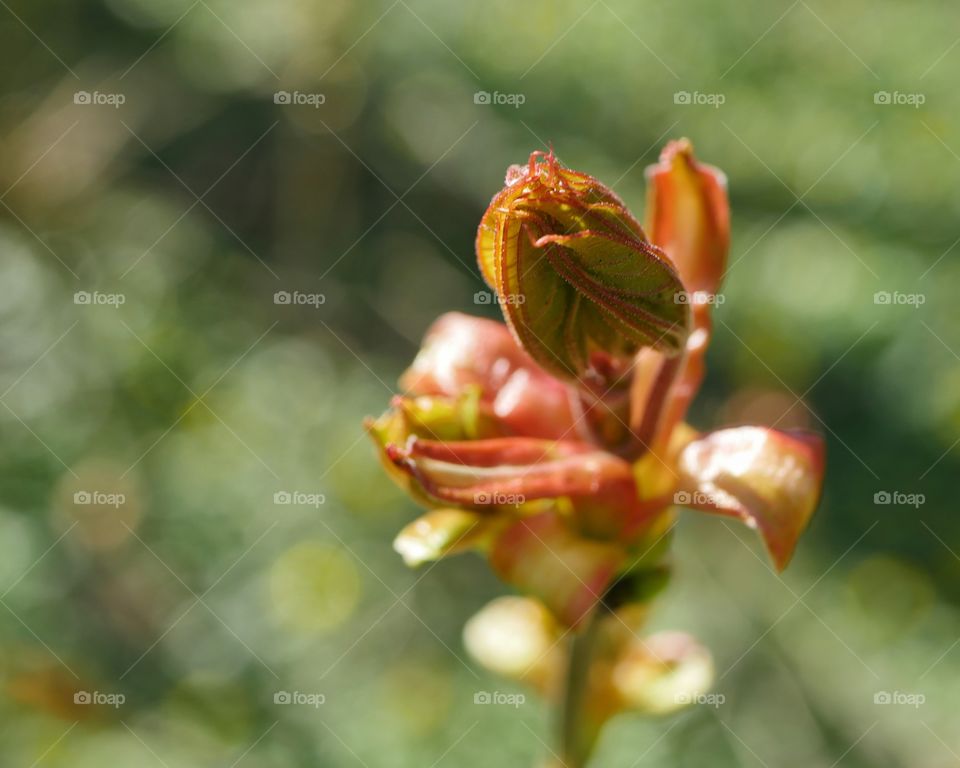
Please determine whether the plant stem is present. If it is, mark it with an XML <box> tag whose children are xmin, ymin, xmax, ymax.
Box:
<box><xmin>558</xmin><ymin>609</ymin><xmax>603</xmax><ymax>768</ymax></box>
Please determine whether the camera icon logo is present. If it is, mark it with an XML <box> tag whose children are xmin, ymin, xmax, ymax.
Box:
<box><xmin>74</xmin><ymin>291</ymin><xmax>92</xmax><ymax>305</ymax></box>
<box><xmin>873</xmin><ymin>91</ymin><xmax>891</xmax><ymax>105</ymax></box>
<box><xmin>874</xmin><ymin>691</ymin><xmax>892</xmax><ymax>704</ymax></box>
<box><xmin>274</xmin><ymin>291</ymin><xmax>292</xmax><ymax>305</ymax></box>
<box><xmin>274</xmin><ymin>91</ymin><xmax>292</xmax><ymax>105</ymax></box>
<box><xmin>473</xmin><ymin>491</ymin><xmax>492</xmax><ymax>505</ymax></box>
<box><xmin>74</xmin><ymin>91</ymin><xmax>92</xmax><ymax>105</ymax></box>
<box><xmin>74</xmin><ymin>491</ymin><xmax>92</xmax><ymax>504</ymax></box>
<box><xmin>74</xmin><ymin>691</ymin><xmax>92</xmax><ymax>704</ymax></box>
<box><xmin>873</xmin><ymin>491</ymin><xmax>891</xmax><ymax>505</ymax></box>
<box><xmin>473</xmin><ymin>291</ymin><xmax>492</xmax><ymax>305</ymax></box>
<box><xmin>274</xmin><ymin>691</ymin><xmax>292</xmax><ymax>704</ymax></box>
<box><xmin>673</xmin><ymin>490</ymin><xmax>691</xmax><ymax>504</ymax></box>
<box><xmin>274</xmin><ymin>491</ymin><xmax>292</xmax><ymax>505</ymax></box>
<box><xmin>474</xmin><ymin>691</ymin><xmax>492</xmax><ymax>704</ymax></box>
<box><xmin>674</xmin><ymin>91</ymin><xmax>692</xmax><ymax>105</ymax></box>
<box><xmin>873</xmin><ymin>291</ymin><xmax>891</xmax><ymax>305</ymax></box>
<box><xmin>474</xmin><ymin>91</ymin><xmax>492</xmax><ymax>105</ymax></box>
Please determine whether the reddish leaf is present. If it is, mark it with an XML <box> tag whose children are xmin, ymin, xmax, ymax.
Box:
<box><xmin>677</xmin><ymin>427</ymin><xmax>826</xmax><ymax>569</ymax></box>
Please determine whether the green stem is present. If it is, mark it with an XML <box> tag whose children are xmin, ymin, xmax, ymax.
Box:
<box><xmin>558</xmin><ymin>609</ymin><xmax>603</xmax><ymax>768</ymax></box>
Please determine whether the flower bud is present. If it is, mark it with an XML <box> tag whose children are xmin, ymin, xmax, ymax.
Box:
<box><xmin>463</xmin><ymin>596</ymin><xmax>563</xmax><ymax>693</ymax></box>
<box><xmin>476</xmin><ymin>151</ymin><xmax>689</xmax><ymax>389</ymax></box>
<box><xmin>610</xmin><ymin>630</ymin><xmax>714</xmax><ymax>715</ymax></box>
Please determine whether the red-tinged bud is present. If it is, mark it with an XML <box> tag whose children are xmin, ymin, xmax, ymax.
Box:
<box><xmin>476</xmin><ymin>151</ymin><xmax>689</xmax><ymax>390</ymax></box>
<box><xmin>608</xmin><ymin>629</ymin><xmax>714</xmax><ymax>715</ymax></box>
<box><xmin>363</xmin><ymin>140</ymin><xmax>826</xmax><ymax>660</ymax></box>
<box><xmin>463</xmin><ymin>596</ymin><xmax>564</xmax><ymax>695</ymax></box>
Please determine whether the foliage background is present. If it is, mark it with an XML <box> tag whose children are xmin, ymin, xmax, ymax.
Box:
<box><xmin>1</xmin><ymin>1</ymin><xmax>958</xmax><ymax>765</ymax></box>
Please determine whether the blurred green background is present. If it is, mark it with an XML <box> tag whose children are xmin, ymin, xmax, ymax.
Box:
<box><xmin>1</xmin><ymin>0</ymin><xmax>958</xmax><ymax>765</ymax></box>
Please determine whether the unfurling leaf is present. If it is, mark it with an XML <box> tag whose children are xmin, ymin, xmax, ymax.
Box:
<box><xmin>364</xmin><ymin>391</ymin><xmax>508</xmax><ymax>506</ymax></box>
<box><xmin>477</xmin><ymin>151</ymin><xmax>690</xmax><ymax>388</ymax></box>
<box><xmin>384</xmin><ymin>435</ymin><xmax>637</xmax><ymax>510</ymax></box>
